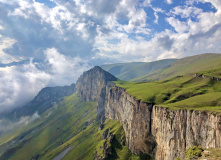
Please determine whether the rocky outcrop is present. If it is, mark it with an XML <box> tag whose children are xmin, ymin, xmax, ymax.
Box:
<box><xmin>76</xmin><ymin>66</ymin><xmax>117</xmax><ymax>102</ymax></box>
<box><xmin>193</xmin><ymin>73</ymin><xmax>221</xmax><ymax>81</ymax></box>
<box><xmin>76</xmin><ymin>66</ymin><xmax>117</xmax><ymax>119</ymax></box>
<box><xmin>94</xmin><ymin>128</ymin><xmax>114</xmax><ymax>160</ymax></box>
<box><xmin>76</xmin><ymin>66</ymin><xmax>221</xmax><ymax>160</ymax></box>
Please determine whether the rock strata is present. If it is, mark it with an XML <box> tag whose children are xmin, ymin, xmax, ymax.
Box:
<box><xmin>76</xmin><ymin>66</ymin><xmax>221</xmax><ymax>160</ymax></box>
<box><xmin>76</xmin><ymin>66</ymin><xmax>117</xmax><ymax>119</ymax></box>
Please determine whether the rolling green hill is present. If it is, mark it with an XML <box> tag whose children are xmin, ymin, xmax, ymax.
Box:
<box><xmin>115</xmin><ymin>70</ymin><xmax>221</xmax><ymax>114</ymax></box>
<box><xmin>101</xmin><ymin>59</ymin><xmax>177</xmax><ymax>81</ymax></box>
<box><xmin>133</xmin><ymin>53</ymin><xmax>221</xmax><ymax>81</ymax></box>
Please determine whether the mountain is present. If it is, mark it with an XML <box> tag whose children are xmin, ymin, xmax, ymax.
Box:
<box><xmin>0</xmin><ymin>67</ymin><xmax>139</xmax><ymax>160</ymax></box>
<box><xmin>0</xmin><ymin>84</ymin><xmax>75</xmax><ymax>120</ymax></box>
<box><xmin>0</xmin><ymin>54</ymin><xmax>221</xmax><ymax>160</ymax></box>
<box><xmin>75</xmin><ymin>66</ymin><xmax>221</xmax><ymax>159</ymax></box>
<box><xmin>133</xmin><ymin>53</ymin><xmax>221</xmax><ymax>81</ymax></box>
<box><xmin>101</xmin><ymin>59</ymin><xmax>177</xmax><ymax>81</ymax></box>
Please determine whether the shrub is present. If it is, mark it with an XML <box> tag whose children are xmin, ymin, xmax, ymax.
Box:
<box><xmin>185</xmin><ymin>146</ymin><xmax>203</xmax><ymax>160</ymax></box>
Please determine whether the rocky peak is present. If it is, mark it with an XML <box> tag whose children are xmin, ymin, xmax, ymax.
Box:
<box><xmin>75</xmin><ymin>66</ymin><xmax>117</xmax><ymax>119</ymax></box>
<box><xmin>75</xmin><ymin>66</ymin><xmax>117</xmax><ymax>102</ymax></box>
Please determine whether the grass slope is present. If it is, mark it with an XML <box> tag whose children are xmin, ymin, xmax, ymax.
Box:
<box><xmin>101</xmin><ymin>59</ymin><xmax>176</xmax><ymax>81</ymax></box>
<box><xmin>0</xmin><ymin>93</ymin><xmax>141</xmax><ymax>160</ymax></box>
<box><xmin>46</xmin><ymin>119</ymin><xmax>140</xmax><ymax>160</ymax></box>
<box><xmin>134</xmin><ymin>53</ymin><xmax>221</xmax><ymax>81</ymax></box>
<box><xmin>115</xmin><ymin>72</ymin><xmax>221</xmax><ymax>114</ymax></box>
<box><xmin>0</xmin><ymin>93</ymin><xmax>97</xmax><ymax>160</ymax></box>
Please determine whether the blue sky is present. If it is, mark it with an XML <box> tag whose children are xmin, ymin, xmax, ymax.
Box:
<box><xmin>0</xmin><ymin>0</ymin><xmax>221</xmax><ymax>112</ymax></box>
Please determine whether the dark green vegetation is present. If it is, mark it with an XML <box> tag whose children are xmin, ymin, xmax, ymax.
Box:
<box><xmin>134</xmin><ymin>53</ymin><xmax>221</xmax><ymax>81</ymax></box>
<box><xmin>101</xmin><ymin>59</ymin><xmax>176</xmax><ymax>81</ymax></box>
<box><xmin>0</xmin><ymin>94</ymin><xmax>140</xmax><ymax>160</ymax></box>
<box><xmin>184</xmin><ymin>146</ymin><xmax>204</xmax><ymax>160</ymax></box>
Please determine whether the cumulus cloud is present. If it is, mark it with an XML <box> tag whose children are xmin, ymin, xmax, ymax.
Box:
<box><xmin>0</xmin><ymin>61</ymin><xmax>51</xmax><ymax>113</ymax></box>
<box><xmin>44</xmin><ymin>48</ymin><xmax>89</xmax><ymax>86</ymax></box>
<box><xmin>0</xmin><ymin>36</ymin><xmax>18</xmax><ymax>63</ymax></box>
<box><xmin>170</xmin><ymin>6</ymin><xmax>202</xmax><ymax>18</ymax></box>
<box><xmin>166</xmin><ymin>17</ymin><xmax>189</xmax><ymax>33</ymax></box>
<box><xmin>0</xmin><ymin>0</ymin><xmax>221</xmax><ymax>114</ymax></box>
<box><xmin>0</xmin><ymin>48</ymin><xmax>89</xmax><ymax>113</ymax></box>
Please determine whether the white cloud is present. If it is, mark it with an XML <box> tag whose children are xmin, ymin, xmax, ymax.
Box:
<box><xmin>200</xmin><ymin>0</ymin><xmax>221</xmax><ymax>11</ymax></box>
<box><xmin>0</xmin><ymin>48</ymin><xmax>89</xmax><ymax>113</ymax></box>
<box><xmin>0</xmin><ymin>36</ymin><xmax>18</xmax><ymax>63</ymax></box>
<box><xmin>171</xmin><ymin>6</ymin><xmax>202</xmax><ymax>18</ymax></box>
<box><xmin>166</xmin><ymin>17</ymin><xmax>189</xmax><ymax>33</ymax></box>
<box><xmin>0</xmin><ymin>0</ymin><xmax>221</xmax><ymax>114</ymax></box>
<box><xmin>44</xmin><ymin>48</ymin><xmax>89</xmax><ymax>86</ymax></box>
<box><xmin>166</xmin><ymin>0</ymin><xmax>173</xmax><ymax>4</ymax></box>
<box><xmin>0</xmin><ymin>25</ymin><xmax>4</xmax><ymax>30</ymax></box>
<box><xmin>0</xmin><ymin>61</ymin><xmax>51</xmax><ymax>113</ymax></box>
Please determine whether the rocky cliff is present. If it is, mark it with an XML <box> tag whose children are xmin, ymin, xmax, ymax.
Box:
<box><xmin>75</xmin><ymin>66</ymin><xmax>117</xmax><ymax>119</ymax></box>
<box><xmin>104</xmin><ymin>82</ymin><xmax>156</xmax><ymax>157</ymax></box>
<box><xmin>151</xmin><ymin>106</ymin><xmax>221</xmax><ymax>160</ymax></box>
<box><xmin>76</xmin><ymin>66</ymin><xmax>221</xmax><ymax>159</ymax></box>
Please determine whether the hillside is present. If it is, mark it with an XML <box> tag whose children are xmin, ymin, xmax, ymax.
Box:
<box><xmin>133</xmin><ymin>53</ymin><xmax>221</xmax><ymax>81</ymax></box>
<box><xmin>0</xmin><ymin>54</ymin><xmax>221</xmax><ymax>160</ymax></box>
<box><xmin>101</xmin><ymin>59</ymin><xmax>177</xmax><ymax>81</ymax></box>
<box><xmin>0</xmin><ymin>93</ymin><xmax>140</xmax><ymax>160</ymax></box>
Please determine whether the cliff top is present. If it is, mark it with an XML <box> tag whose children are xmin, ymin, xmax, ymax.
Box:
<box><xmin>115</xmin><ymin>73</ymin><xmax>221</xmax><ymax>115</ymax></box>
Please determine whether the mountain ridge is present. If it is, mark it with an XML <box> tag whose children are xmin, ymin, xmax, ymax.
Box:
<box><xmin>0</xmin><ymin>53</ymin><xmax>221</xmax><ymax>160</ymax></box>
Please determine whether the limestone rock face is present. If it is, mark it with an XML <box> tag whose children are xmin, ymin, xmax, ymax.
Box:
<box><xmin>76</xmin><ymin>66</ymin><xmax>221</xmax><ymax>160</ymax></box>
<box><xmin>151</xmin><ymin>106</ymin><xmax>221</xmax><ymax>160</ymax></box>
<box><xmin>75</xmin><ymin>66</ymin><xmax>117</xmax><ymax>119</ymax></box>
<box><xmin>76</xmin><ymin>66</ymin><xmax>117</xmax><ymax>102</ymax></box>
<box><xmin>104</xmin><ymin>82</ymin><xmax>155</xmax><ymax>157</ymax></box>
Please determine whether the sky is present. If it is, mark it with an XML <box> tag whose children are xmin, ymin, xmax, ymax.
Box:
<box><xmin>0</xmin><ymin>0</ymin><xmax>221</xmax><ymax>113</ymax></box>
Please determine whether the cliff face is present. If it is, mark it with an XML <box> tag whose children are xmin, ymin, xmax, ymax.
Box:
<box><xmin>152</xmin><ymin>106</ymin><xmax>221</xmax><ymax>159</ymax></box>
<box><xmin>104</xmin><ymin>82</ymin><xmax>155</xmax><ymax>157</ymax></box>
<box><xmin>75</xmin><ymin>66</ymin><xmax>117</xmax><ymax>119</ymax></box>
<box><xmin>76</xmin><ymin>66</ymin><xmax>221</xmax><ymax>159</ymax></box>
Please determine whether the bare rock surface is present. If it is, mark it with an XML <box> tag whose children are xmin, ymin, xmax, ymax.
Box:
<box><xmin>76</xmin><ymin>66</ymin><xmax>221</xmax><ymax>160</ymax></box>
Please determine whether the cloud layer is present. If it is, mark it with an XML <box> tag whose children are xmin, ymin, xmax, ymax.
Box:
<box><xmin>0</xmin><ymin>0</ymin><xmax>221</xmax><ymax>112</ymax></box>
<box><xmin>0</xmin><ymin>48</ymin><xmax>88</xmax><ymax>113</ymax></box>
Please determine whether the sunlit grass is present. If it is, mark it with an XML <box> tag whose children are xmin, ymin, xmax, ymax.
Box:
<box><xmin>115</xmin><ymin>74</ymin><xmax>221</xmax><ymax>114</ymax></box>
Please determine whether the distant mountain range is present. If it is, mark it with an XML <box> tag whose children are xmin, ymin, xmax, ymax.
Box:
<box><xmin>101</xmin><ymin>59</ymin><xmax>177</xmax><ymax>81</ymax></box>
<box><xmin>101</xmin><ymin>53</ymin><xmax>221</xmax><ymax>82</ymax></box>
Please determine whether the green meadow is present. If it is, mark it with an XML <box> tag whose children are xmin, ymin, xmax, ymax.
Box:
<box><xmin>115</xmin><ymin>73</ymin><xmax>221</xmax><ymax>114</ymax></box>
